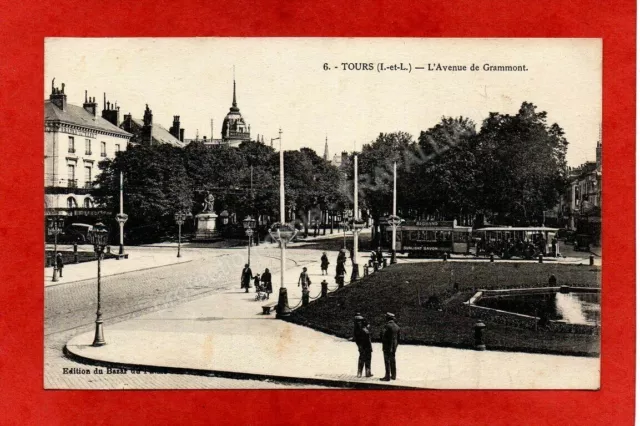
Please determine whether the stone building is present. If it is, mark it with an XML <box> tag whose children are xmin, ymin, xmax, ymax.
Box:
<box><xmin>44</xmin><ymin>81</ymin><xmax>132</xmax><ymax>221</ymax></box>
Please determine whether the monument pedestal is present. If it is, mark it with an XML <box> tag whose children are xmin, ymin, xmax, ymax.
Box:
<box><xmin>195</xmin><ymin>213</ymin><xmax>219</xmax><ymax>241</ymax></box>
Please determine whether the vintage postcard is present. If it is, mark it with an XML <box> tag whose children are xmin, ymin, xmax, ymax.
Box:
<box><xmin>44</xmin><ymin>38</ymin><xmax>601</xmax><ymax>390</ymax></box>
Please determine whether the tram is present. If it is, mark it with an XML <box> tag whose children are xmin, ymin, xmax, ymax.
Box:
<box><xmin>473</xmin><ymin>226</ymin><xmax>559</xmax><ymax>259</ymax></box>
<box><xmin>387</xmin><ymin>220</ymin><xmax>473</xmax><ymax>257</ymax></box>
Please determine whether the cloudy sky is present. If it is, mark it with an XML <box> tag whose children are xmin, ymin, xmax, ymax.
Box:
<box><xmin>45</xmin><ymin>38</ymin><xmax>601</xmax><ymax>166</ymax></box>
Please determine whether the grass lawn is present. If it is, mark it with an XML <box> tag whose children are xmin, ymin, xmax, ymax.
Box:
<box><xmin>287</xmin><ymin>261</ymin><xmax>601</xmax><ymax>357</ymax></box>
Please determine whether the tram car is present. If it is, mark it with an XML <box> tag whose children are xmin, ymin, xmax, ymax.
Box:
<box><xmin>473</xmin><ymin>226</ymin><xmax>559</xmax><ymax>259</ymax></box>
<box><xmin>387</xmin><ymin>220</ymin><xmax>472</xmax><ymax>257</ymax></box>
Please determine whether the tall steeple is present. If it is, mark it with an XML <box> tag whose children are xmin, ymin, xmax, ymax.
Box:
<box><xmin>323</xmin><ymin>135</ymin><xmax>329</xmax><ymax>161</ymax></box>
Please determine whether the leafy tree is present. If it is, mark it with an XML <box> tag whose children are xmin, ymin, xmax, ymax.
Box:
<box><xmin>474</xmin><ymin>102</ymin><xmax>569</xmax><ymax>225</ymax></box>
<box><xmin>355</xmin><ymin>132</ymin><xmax>415</xmax><ymax>243</ymax></box>
<box><xmin>93</xmin><ymin>144</ymin><xmax>192</xmax><ymax>243</ymax></box>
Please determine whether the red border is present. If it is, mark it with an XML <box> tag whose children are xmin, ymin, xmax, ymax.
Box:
<box><xmin>0</xmin><ymin>1</ymin><xmax>634</xmax><ymax>425</ymax></box>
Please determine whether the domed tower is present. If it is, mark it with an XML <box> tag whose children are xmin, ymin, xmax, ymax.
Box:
<box><xmin>221</xmin><ymin>80</ymin><xmax>251</xmax><ymax>147</ymax></box>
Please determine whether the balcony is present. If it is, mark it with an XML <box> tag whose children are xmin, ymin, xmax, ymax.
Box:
<box><xmin>68</xmin><ymin>148</ymin><xmax>76</xmax><ymax>153</ymax></box>
<box><xmin>67</xmin><ymin>179</ymin><xmax>78</xmax><ymax>188</ymax></box>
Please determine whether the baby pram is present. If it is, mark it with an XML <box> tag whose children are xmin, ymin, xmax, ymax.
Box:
<box><xmin>254</xmin><ymin>277</ymin><xmax>269</xmax><ymax>301</ymax></box>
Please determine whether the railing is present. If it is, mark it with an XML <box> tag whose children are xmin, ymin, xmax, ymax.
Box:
<box><xmin>67</xmin><ymin>179</ymin><xmax>78</xmax><ymax>188</ymax></box>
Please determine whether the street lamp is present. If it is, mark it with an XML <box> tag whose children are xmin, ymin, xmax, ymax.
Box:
<box><xmin>242</xmin><ymin>215</ymin><xmax>257</xmax><ymax>266</ymax></box>
<box><xmin>389</xmin><ymin>214</ymin><xmax>402</xmax><ymax>264</ymax></box>
<box><xmin>174</xmin><ymin>211</ymin><xmax>187</xmax><ymax>258</ymax></box>
<box><xmin>350</xmin><ymin>217</ymin><xmax>366</xmax><ymax>281</ymax></box>
<box><xmin>88</xmin><ymin>221</ymin><xmax>109</xmax><ymax>346</ymax></box>
<box><xmin>269</xmin><ymin>222</ymin><xmax>298</xmax><ymax>317</ymax></box>
<box><xmin>47</xmin><ymin>214</ymin><xmax>65</xmax><ymax>282</ymax></box>
<box><xmin>115</xmin><ymin>213</ymin><xmax>128</xmax><ymax>257</ymax></box>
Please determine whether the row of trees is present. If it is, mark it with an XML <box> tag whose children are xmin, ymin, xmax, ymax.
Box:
<box><xmin>355</xmin><ymin>102</ymin><xmax>569</xmax><ymax>241</ymax></box>
<box><xmin>93</xmin><ymin>140</ymin><xmax>349</xmax><ymax>242</ymax></box>
<box><xmin>93</xmin><ymin>102</ymin><xmax>570</xmax><ymax>243</ymax></box>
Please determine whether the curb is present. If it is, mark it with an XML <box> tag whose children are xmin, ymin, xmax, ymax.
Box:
<box><xmin>45</xmin><ymin>259</ymin><xmax>195</xmax><ymax>288</ymax></box>
<box><xmin>63</xmin><ymin>345</ymin><xmax>419</xmax><ymax>390</ymax></box>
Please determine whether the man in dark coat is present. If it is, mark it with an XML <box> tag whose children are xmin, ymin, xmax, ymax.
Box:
<box><xmin>56</xmin><ymin>253</ymin><xmax>64</xmax><ymax>278</ymax></box>
<box><xmin>353</xmin><ymin>315</ymin><xmax>373</xmax><ymax>378</ymax></box>
<box><xmin>380</xmin><ymin>312</ymin><xmax>400</xmax><ymax>381</ymax></box>
<box><xmin>240</xmin><ymin>264</ymin><xmax>252</xmax><ymax>293</ymax></box>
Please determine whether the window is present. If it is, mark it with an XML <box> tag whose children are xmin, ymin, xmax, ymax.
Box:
<box><xmin>85</xmin><ymin>139</ymin><xmax>92</xmax><ymax>155</ymax></box>
<box><xmin>68</xmin><ymin>136</ymin><xmax>75</xmax><ymax>153</ymax></box>
<box><xmin>83</xmin><ymin>198</ymin><xmax>93</xmax><ymax>208</ymax></box>
<box><xmin>115</xmin><ymin>144</ymin><xmax>120</xmax><ymax>153</ymax></box>
<box><xmin>67</xmin><ymin>197</ymin><xmax>78</xmax><ymax>209</ymax></box>
<box><xmin>101</xmin><ymin>141</ymin><xmax>107</xmax><ymax>157</ymax></box>
<box><xmin>84</xmin><ymin>166</ymin><xmax>92</xmax><ymax>188</ymax></box>
<box><xmin>67</xmin><ymin>165</ymin><xmax>76</xmax><ymax>188</ymax></box>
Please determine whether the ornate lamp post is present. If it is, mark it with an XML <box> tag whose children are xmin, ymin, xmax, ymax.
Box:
<box><xmin>389</xmin><ymin>214</ymin><xmax>402</xmax><ymax>264</ymax></box>
<box><xmin>269</xmin><ymin>222</ymin><xmax>298</xmax><ymax>317</ymax></box>
<box><xmin>174</xmin><ymin>211</ymin><xmax>187</xmax><ymax>258</ymax></box>
<box><xmin>88</xmin><ymin>221</ymin><xmax>109</xmax><ymax>346</ymax></box>
<box><xmin>242</xmin><ymin>215</ymin><xmax>257</xmax><ymax>266</ymax></box>
<box><xmin>47</xmin><ymin>214</ymin><xmax>66</xmax><ymax>282</ymax></box>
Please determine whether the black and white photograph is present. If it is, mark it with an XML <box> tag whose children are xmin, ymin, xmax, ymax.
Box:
<box><xmin>44</xmin><ymin>38</ymin><xmax>602</xmax><ymax>390</ymax></box>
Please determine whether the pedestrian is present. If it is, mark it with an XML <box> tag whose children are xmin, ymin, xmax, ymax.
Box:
<box><xmin>320</xmin><ymin>252</ymin><xmax>330</xmax><ymax>275</ymax></box>
<box><xmin>380</xmin><ymin>312</ymin><xmax>400</xmax><ymax>381</ymax></box>
<box><xmin>261</xmin><ymin>268</ymin><xmax>273</xmax><ymax>297</ymax></box>
<box><xmin>353</xmin><ymin>314</ymin><xmax>373</xmax><ymax>378</ymax></box>
<box><xmin>335</xmin><ymin>261</ymin><xmax>346</xmax><ymax>286</ymax></box>
<box><xmin>253</xmin><ymin>273</ymin><xmax>261</xmax><ymax>292</ymax></box>
<box><xmin>298</xmin><ymin>266</ymin><xmax>311</xmax><ymax>290</ymax></box>
<box><xmin>56</xmin><ymin>253</ymin><xmax>64</xmax><ymax>278</ymax></box>
<box><xmin>240</xmin><ymin>264</ymin><xmax>253</xmax><ymax>293</ymax></box>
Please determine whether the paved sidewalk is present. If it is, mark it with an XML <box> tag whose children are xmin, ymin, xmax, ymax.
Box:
<box><xmin>65</xmin><ymin>251</ymin><xmax>599</xmax><ymax>389</ymax></box>
<box><xmin>45</xmin><ymin>246</ymin><xmax>193</xmax><ymax>286</ymax></box>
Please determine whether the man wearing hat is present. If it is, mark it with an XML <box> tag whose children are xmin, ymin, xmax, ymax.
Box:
<box><xmin>353</xmin><ymin>314</ymin><xmax>373</xmax><ymax>378</ymax></box>
<box><xmin>380</xmin><ymin>312</ymin><xmax>400</xmax><ymax>381</ymax></box>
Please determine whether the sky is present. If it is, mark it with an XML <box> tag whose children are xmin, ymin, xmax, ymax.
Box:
<box><xmin>45</xmin><ymin>38</ymin><xmax>601</xmax><ymax>166</ymax></box>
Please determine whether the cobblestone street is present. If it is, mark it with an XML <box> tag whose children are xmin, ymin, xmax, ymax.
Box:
<box><xmin>45</xmin><ymin>246</ymin><xmax>323</xmax><ymax>389</ymax></box>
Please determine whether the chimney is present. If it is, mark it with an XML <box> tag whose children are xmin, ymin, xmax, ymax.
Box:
<box><xmin>49</xmin><ymin>78</ymin><xmax>67</xmax><ymax>111</ymax></box>
<box><xmin>169</xmin><ymin>115</ymin><xmax>181</xmax><ymax>140</ymax></box>
<box><xmin>141</xmin><ymin>105</ymin><xmax>153</xmax><ymax>145</ymax></box>
<box><xmin>82</xmin><ymin>91</ymin><xmax>98</xmax><ymax>116</ymax></box>
<box><xmin>101</xmin><ymin>93</ymin><xmax>120</xmax><ymax>126</ymax></box>
<box><xmin>179</xmin><ymin>129</ymin><xmax>185</xmax><ymax>142</ymax></box>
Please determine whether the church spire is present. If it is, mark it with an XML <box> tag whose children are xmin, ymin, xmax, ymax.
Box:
<box><xmin>229</xmin><ymin>78</ymin><xmax>240</xmax><ymax>113</ymax></box>
<box><xmin>323</xmin><ymin>135</ymin><xmax>329</xmax><ymax>161</ymax></box>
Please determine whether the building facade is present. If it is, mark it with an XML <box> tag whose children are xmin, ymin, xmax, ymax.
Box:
<box><xmin>45</xmin><ymin>81</ymin><xmax>132</xmax><ymax>221</ymax></box>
